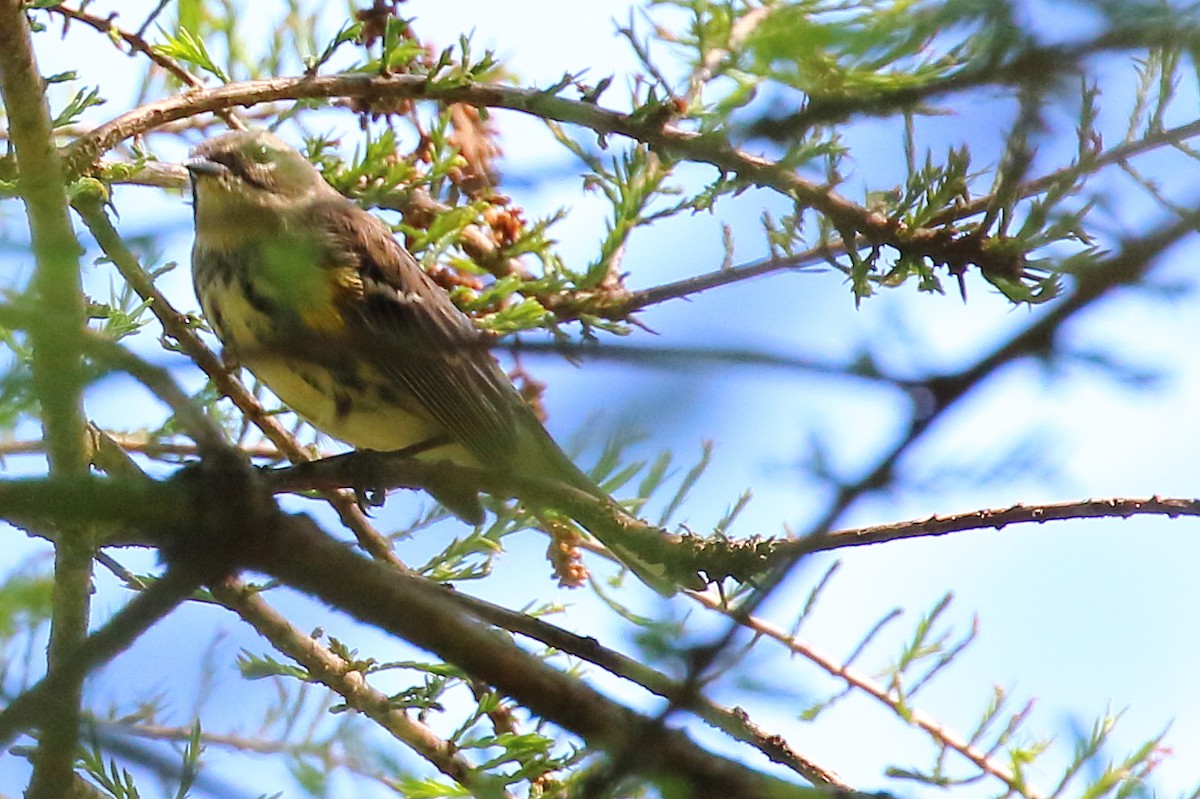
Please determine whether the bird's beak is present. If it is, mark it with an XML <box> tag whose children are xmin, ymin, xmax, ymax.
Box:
<box><xmin>184</xmin><ymin>156</ymin><xmax>228</xmax><ymax>179</ymax></box>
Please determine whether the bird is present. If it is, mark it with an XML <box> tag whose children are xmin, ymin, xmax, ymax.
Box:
<box><xmin>185</xmin><ymin>129</ymin><xmax>683</xmax><ymax>595</ymax></box>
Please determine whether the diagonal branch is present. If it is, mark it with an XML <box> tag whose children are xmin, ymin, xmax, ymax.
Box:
<box><xmin>210</xmin><ymin>577</ymin><xmax>518</xmax><ymax>798</ymax></box>
<box><xmin>690</xmin><ymin>590</ymin><xmax>1040</xmax><ymax>799</ymax></box>
<box><xmin>42</xmin><ymin>3</ymin><xmax>244</xmax><ymax>130</ymax></box>
<box><xmin>244</xmin><ymin>511</ymin><xmax>835</xmax><ymax>798</ymax></box>
<box><xmin>443</xmin><ymin>588</ymin><xmax>850</xmax><ymax>787</ymax></box>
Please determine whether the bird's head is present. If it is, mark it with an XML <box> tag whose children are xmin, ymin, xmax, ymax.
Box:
<box><xmin>186</xmin><ymin>130</ymin><xmax>334</xmax><ymax>233</ymax></box>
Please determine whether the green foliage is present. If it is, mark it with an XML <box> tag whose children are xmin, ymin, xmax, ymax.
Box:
<box><xmin>0</xmin><ymin>324</ymin><xmax>39</xmax><ymax>431</ymax></box>
<box><xmin>154</xmin><ymin>27</ymin><xmax>230</xmax><ymax>83</ymax></box>
<box><xmin>389</xmin><ymin>775</ymin><xmax>474</xmax><ymax>798</ymax></box>
<box><xmin>303</xmin><ymin>21</ymin><xmax>362</xmax><ymax>75</ymax></box>
<box><xmin>0</xmin><ymin>568</ymin><xmax>53</xmax><ymax>638</ymax></box>
<box><xmin>79</xmin><ymin>738</ymin><xmax>144</xmax><ymax>798</ymax></box>
<box><xmin>311</xmin><ymin>128</ymin><xmax>422</xmax><ymax>204</ymax></box>
<box><xmin>171</xmin><ymin>722</ymin><xmax>204</xmax><ymax>799</ymax></box>
<box><xmin>47</xmin><ymin>74</ymin><xmax>106</xmax><ymax>129</ymax></box>
<box><xmin>742</xmin><ymin>2</ymin><xmax>964</xmax><ymax>95</ymax></box>
<box><xmin>238</xmin><ymin>650</ymin><xmax>310</xmax><ymax>681</ymax></box>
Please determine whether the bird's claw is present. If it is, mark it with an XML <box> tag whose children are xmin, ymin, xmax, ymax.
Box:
<box><xmin>352</xmin><ymin>484</ymin><xmax>388</xmax><ymax>514</ymax></box>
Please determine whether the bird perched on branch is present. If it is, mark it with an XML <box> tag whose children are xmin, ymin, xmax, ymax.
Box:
<box><xmin>186</xmin><ymin>129</ymin><xmax>685</xmax><ymax>595</ymax></box>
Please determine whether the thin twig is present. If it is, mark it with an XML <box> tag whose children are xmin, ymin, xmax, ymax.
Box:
<box><xmin>0</xmin><ymin>430</ymin><xmax>283</xmax><ymax>461</ymax></box>
<box><xmin>801</xmin><ymin>496</ymin><xmax>1200</xmax><ymax>554</ymax></box>
<box><xmin>690</xmin><ymin>590</ymin><xmax>1042</xmax><ymax>799</ymax></box>
<box><xmin>43</xmin><ymin>3</ymin><xmax>245</xmax><ymax>130</ymax></box>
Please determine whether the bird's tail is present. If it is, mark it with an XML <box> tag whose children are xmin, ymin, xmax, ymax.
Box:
<box><xmin>549</xmin><ymin>449</ymin><xmax>692</xmax><ymax>597</ymax></box>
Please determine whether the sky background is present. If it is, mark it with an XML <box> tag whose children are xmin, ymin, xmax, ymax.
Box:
<box><xmin>2</xmin><ymin>1</ymin><xmax>1200</xmax><ymax>797</ymax></box>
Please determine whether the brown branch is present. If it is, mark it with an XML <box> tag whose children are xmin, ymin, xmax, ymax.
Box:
<box><xmin>802</xmin><ymin>496</ymin><xmax>1200</xmax><ymax>554</ymax></box>
<box><xmin>60</xmin><ymin>74</ymin><xmax>1018</xmax><ymax>280</ymax></box>
<box><xmin>443</xmin><ymin>589</ymin><xmax>851</xmax><ymax>788</ymax></box>
<box><xmin>612</xmin><ymin>241</ymin><xmax>842</xmax><ymax>316</ymax></box>
<box><xmin>690</xmin><ymin>590</ymin><xmax>1043</xmax><ymax>799</ymax></box>
<box><xmin>244</xmin><ymin>511</ymin><xmax>821</xmax><ymax>798</ymax></box>
<box><xmin>43</xmin><ymin>3</ymin><xmax>244</xmax><ymax>130</ymax></box>
<box><xmin>210</xmin><ymin>577</ymin><xmax>518</xmax><ymax>799</ymax></box>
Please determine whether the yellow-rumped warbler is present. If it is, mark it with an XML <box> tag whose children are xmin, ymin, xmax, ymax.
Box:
<box><xmin>186</xmin><ymin>129</ymin><xmax>681</xmax><ymax>594</ymax></box>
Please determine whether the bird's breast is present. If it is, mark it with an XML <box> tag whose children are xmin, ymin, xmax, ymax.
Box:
<box><xmin>193</xmin><ymin>243</ymin><xmax>472</xmax><ymax>461</ymax></box>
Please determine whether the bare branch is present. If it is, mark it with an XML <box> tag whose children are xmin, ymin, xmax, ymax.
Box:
<box><xmin>690</xmin><ymin>590</ymin><xmax>1040</xmax><ymax>799</ymax></box>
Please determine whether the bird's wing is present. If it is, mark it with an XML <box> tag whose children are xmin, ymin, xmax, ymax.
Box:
<box><xmin>309</xmin><ymin>196</ymin><xmax>521</xmax><ymax>465</ymax></box>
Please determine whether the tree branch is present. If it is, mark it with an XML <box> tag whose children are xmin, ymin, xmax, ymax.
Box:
<box><xmin>443</xmin><ymin>588</ymin><xmax>850</xmax><ymax>787</ymax></box>
<box><xmin>210</xmin><ymin>577</ymin><xmax>518</xmax><ymax>798</ymax></box>
<box><xmin>691</xmin><ymin>589</ymin><xmax>1041</xmax><ymax>799</ymax></box>
<box><xmin>0</xmin><ymin>4</ymin><xmax>92</xmax><ymax>795</ymax></box>
<box><xmin>243</xmin><ymin>511</ymin><xmax>827</xmax><ymax>798</ymax></box>
<box><xmin>801</xmin><ymin>496</ymin><xmax>1200</xmax><ymax>554</ymax></box>
<box><xmin>62</xmin><ymin>74</ymin><xmax>1020</xmax><ymax>280</ymax></box>
<box><xmin>0</xmin><ymin>566</ymin><xmax>204</xmax><ymax>751</ymax></box>
<box><xmin>42</xmin><ymin>2</ymin><xmax>244</xmax><ymax>130</ymax></box>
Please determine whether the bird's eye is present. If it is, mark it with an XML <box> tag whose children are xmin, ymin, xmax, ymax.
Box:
<box><xmin>248</xmin><ymin>142</ymin><xmax>274</xmax><ymax>164</ymax></box>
